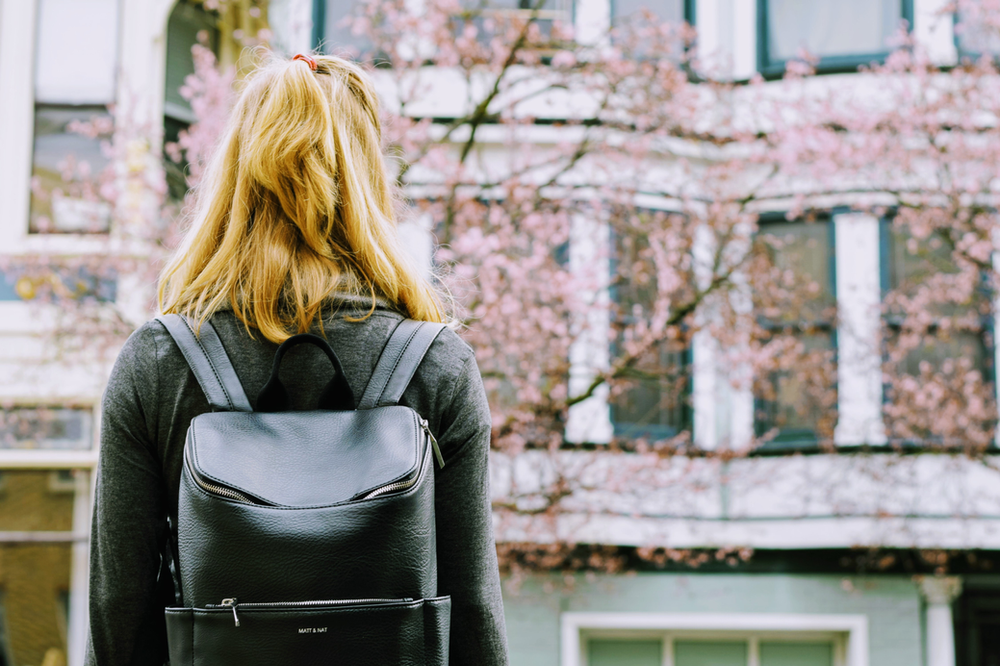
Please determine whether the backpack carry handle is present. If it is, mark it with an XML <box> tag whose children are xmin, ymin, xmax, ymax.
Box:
<box><xmin>256</xmin><ymin>334</ymin><xmax>355</xmax><ymax>412</ymax></box>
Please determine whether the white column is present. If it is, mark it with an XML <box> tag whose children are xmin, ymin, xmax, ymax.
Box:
<box><xmin>696</xmin><ymin>0</ymin><xmax>736</xmax><ymax>79</ymax></box>
<box><xmin>692</xmin><ymin>331</ymin><xmax>717</xmax><ymax>449</ymax></box>
<box><xmin>914</xmin><ymin>0</ymin><xmax>957</xmax><ymax>67</ymax></box>
<box><xmin>575</xmin><ymin>0</ymin><xmax>610</xmax><ymax>46</ymax></box>
<box><xmin>67</xmin><ymin>469</ymin><xmax>92</xmax><ymax>666</ymax></box>
<box><xmin>918</xmin><ymin>576</ymin><xmax>962</xmax><ymax>666</ymax></box>
<box><xmin>731</xmin><ymin>0</ymin><xmax>757</xmax><ymax>80</ymax></box>
<box><xmin>565</xmin><ymin>213</ymin><xmax>613</xmax><ymax>444</ymax></box>
<box><xmin>833</xmin><ymin>213</ymin><xmax>887</xmax><ymax>447</ymax></box>
<box><xmin>0</xmin><ymin>0</ymin><xmax>38</xmax><ymax>250</ymax></box>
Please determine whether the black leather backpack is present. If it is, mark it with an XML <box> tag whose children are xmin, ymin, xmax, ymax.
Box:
<box><xmin>155</xmin><ymin>314</ymin><xmax>450</xmax><ymax>665</ymax></box>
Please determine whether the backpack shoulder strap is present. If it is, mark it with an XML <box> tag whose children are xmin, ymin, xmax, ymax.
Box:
<box><xmin>154</xmin><ymin>314</ymin><xmax>253</xmax><ymax>412</ymax></box>
<box><xmin>357</xmin><ymin>319</ymin><xmax>447</xmax><ymax>409</ymax></box>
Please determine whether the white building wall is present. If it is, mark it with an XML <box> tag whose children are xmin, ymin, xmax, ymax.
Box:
<box><xmin>0</xmin><ymin>1</ymin><xmax>993</xmax><ymax>664</ymax></box>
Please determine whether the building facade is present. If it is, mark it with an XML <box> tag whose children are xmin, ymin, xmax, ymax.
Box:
<box><xmin>0</xmin><ymin>0</ymin><xmax>998</xmax><ymax>665</ymax></box>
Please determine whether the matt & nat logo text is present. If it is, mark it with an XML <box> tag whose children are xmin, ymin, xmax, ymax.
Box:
<box><xmin>298</xmin><ymin>627</ymin><xmax>328</xmax><ymax>634</ymax></box>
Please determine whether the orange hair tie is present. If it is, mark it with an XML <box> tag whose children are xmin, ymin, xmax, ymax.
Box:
<box><xmin>292</xmin><ymin>54</ymin><xmax>318</xmax><ymax>71</ymax></box>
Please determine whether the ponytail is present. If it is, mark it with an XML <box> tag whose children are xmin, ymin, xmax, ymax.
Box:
<box><xmin>159</xmin><ymin>52</ymin><xmax>446</xmax><ymax>342</ymax></box>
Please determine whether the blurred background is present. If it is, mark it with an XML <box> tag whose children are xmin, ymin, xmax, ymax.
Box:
<box><xmin>2</xmin><ymin>0</ymin><xmax>1000</xmax><ymax>665</ymax></box>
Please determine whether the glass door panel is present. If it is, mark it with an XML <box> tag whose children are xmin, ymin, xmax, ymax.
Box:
<box><xmin>674</xmin><ymin>641</ymin><xmax>747</xmax><ymax>666</ymax></box>
<box><xmin>589</xmin><ymin>639</ymin><xmax>663</xmax><ymax>666</ymax></box>
<box><xmin>760</xmin><ymin>642</ymin><xmax>834</xmax><ymax>666</ymax></box>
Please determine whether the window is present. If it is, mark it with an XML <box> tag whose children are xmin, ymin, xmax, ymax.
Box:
<box><xmin>955</xmin><ymin>7</ymin><xmax>1000</xmax><ymax>57</ymax></box>
<box><xmin>30</xmin><ymin>0</ymin><xmax>120</xmax><ymax>233</ymax></box>
<box><xmin>586</xmin><ymin>636</ymin><xmax>838</xmax><ymax>666</ymax></box>
<box><xmin>456</xmin><ymin>0</ymin><xmax>573</xmax><ymax>54</ymax></box>
<box><xmin>880</xmin><ymin>222</ymin><xmax>994</xmax><ymax>447</ymax></box>
<box><xmin>757</xmin><ymin>0</ymin><xmax>913</xmax><ymax>77</ymax></box>
<box><xmin>611</xmin><ymin>0</ymin><xmax>692</xmax><ymax>27</ymax></box>
<box><xmin>753</xmin><ymin>218</ymin><xmax>837</xmax><ymax>447</ymax></box>
<box><xmin>955</xmin><ymin>582</ymin><xmax>1000</xmax><ymax>666</ymax></box>
<box><xmin>0</xmin><ymin>263</ymin><xmax>116</xmax><ymax>303</ymax></box>
<box><xmin>610</xmin><ymin>216</ymin><xmax>691</xmax><ymax>442</ymax></box>
<box><xmin>164</xmin><ymin>0</ymin><xmax>222</xmax><ymax>201</ymax></box>
<box><xmin>0</xmin><ymin>408</ymin><xmax>93</xmax><ymax>451</ymax></box>
<box><xmin>610</xmin><ymin>0</ymin><xmax>692</xmax><ymax>57</ymax></box>
<box><xmin>0</xmin><ymin>594</ymin><xmax>11</xmax><ymax>666</ymax></box>
<box><xmin>317</xmin><ymin>0</ymin><xmax>376</xmax><ymax>58</ymax></box>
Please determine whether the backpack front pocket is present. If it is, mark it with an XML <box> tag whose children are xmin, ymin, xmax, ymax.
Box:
<box><xmin>166</xmin><ymin>595</ymin><xmax>450</xmax><ymax>665</ymax></box>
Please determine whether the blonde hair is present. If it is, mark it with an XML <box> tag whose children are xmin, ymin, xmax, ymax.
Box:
<box><xmin>159</xmin><ymin>52</ymin><xmax>445</xmax><ymax>343</ymax></box>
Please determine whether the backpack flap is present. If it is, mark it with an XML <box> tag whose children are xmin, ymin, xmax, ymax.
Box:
<box><xmin>186</xmin><ymin>407</ymin><xmax>423</xmax><ymax>507</ymax></box>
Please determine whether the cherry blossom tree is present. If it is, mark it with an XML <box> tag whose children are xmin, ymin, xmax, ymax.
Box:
<box><xmin>23</xmin><ymin>0</ymin><xmax>1000</xmax><ymax>572</ymax></box>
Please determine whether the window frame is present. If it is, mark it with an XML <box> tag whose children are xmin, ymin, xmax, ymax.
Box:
<box><xmin>606</xmin><ymin>212</ymin><xmax>694</xmax><ymax>443</ymax></box>
<box><xmin>755</xmin><ymin>0</ymin><xmax>914</xmax><ymax>79</ymax></box>
<box><xmin>28</xmin><ymin>0</ymin><xmax>123</xmax><ymax>236</ymax></box>
<box><xmin>561</xmin><ymin>612</ymin><xmax>868</xmax><ymax>666</ymax></box>
<box><xmin>752</xmin><ymin>213</ymin><xmax>838</xmax><ymax>449</ymax></box>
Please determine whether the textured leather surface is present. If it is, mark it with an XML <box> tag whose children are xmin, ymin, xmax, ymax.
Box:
<box><xmin>357</xmin><ymin>320</ymin><xmax>447</xmax><ymax>409</ymax></box>
<box><xmin>188</xmin><ymin>407</ymin><xmax>421</xmax><ymax>506</ymax></box>
<box><xmin>155</xmin><ymin>315</ymin><xmax>253</xmax><ymax>412</ymax></box>
<box><xmin>423</xmin><ymin>596</ymin><xmax>452</xmax><ymax>666</ymax></box>
<box><xmin>165</xmin><ymin>317</ymin><xmax>447</xmax><ymax>662</ymax></box>
<box><xmin>256</xmin><ymin>334</ymin><xmax>355</xmax><ymax>412</ymax></box>
<box><xmin>178</xmin><ymin>440</ymin><xmax>438</xmax><ymax>608</ymax></box>
<box><xmin>165</xmin><ymin>596</ymin><xmax>450</xmax><ymax>666</ymax></box>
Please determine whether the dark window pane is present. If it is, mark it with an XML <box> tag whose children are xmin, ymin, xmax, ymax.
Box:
<box><xmin>165</xmin><ymin>0</ymin><xmax>220</xmax><ymax>123</ymax></box>
<box><xmin>30</xmin><ymin>106</ymin><xmax>112</xmax><ymax>234</ymax></box>
<box><xmin>754</xmin><ymin>219</ymin><xmax>837</xmax><ymax>443</ymax></box>
<box><xmin>956</xmin><ymin>9</ymin><xmax>1000</xmax><ymax>55</ymax></box>
<box><xmin>611</xmin><ymin>221</ymin><xmax>691</xmax><ymax>440</ymax></box>
<box><xmin>766</xmin><ymin>0</ymin><xmax>901</xmax><ymax>62</ymax></box>
<box><xmin>758</xmin><ymin>220</ymin><xmax>835</xmax><ymax>321</ymax></box>
<box><xmin>450</xmin><ymin>0</ymin><xmax>572</xmax><ymax>54</ymax></box>
<box><xmin>0</xmin><ymin>409</ymin><xmax>93</xmax><ymax>450</ymax></box>
<box><xmin>612</xmin><ymin>0</ymin><xmax>684</xmax><ymax>24</ymax></box>
<box><xmin>164</xmin><ymin>1</ymin><xmax>221</xmax><ymax>200</ymax></box>
<box><xmin>884</xmin><ymin>225</ymin><xmax>991</xmax><ymax>371</ymax></box>
<box><xmin>589</xmin><ymin>639</ymin><xmax>662</xmax><ymax>666</ymax></box>
<box><xmin>322</xmin><ymin>0</ymin><xmax>373</xmax><ymax>57</ymax></box>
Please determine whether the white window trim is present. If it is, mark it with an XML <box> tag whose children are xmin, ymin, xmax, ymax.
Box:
<box><xmin>832</xmin><ymin>212</ymin><xmax>886</xmax><ymax>447</ymax></box>
<box><xmin>561</xmin><ymin>612</ymin><xmax>869</xmax><ymax>666</ymax></box>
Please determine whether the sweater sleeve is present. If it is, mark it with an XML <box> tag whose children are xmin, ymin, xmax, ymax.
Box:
<box><xmin>86</xmin><ymin>325</ymin><xmax>169</xmax><ymax>666</ymax></box>
<box><xmin>433</xmin><ymin>352</ymin><xmax>510</xmax><ymax>666</ymax></box>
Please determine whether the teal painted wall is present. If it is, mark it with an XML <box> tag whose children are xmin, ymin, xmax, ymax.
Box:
<box><xmin>501</xmin><ymin>573</ymin><xmax>922</xmax><ymax>666</ymax></box>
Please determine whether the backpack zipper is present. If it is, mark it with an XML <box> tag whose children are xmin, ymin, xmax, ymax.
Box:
<box><xmin>356</xmin><ymin>419</ymin><xmax>441</xmax><ymax>499</ymax></box>
<box><xmin>185</xmin><ymin>448</ymin><xmax>268</xmax><ymax>505</ymax></box>
<box><xmin>422</xmin><ymin>418</ymin><xmax>446</xmax><ymax>469</ymax></box>
<box><xmin>209</xmin><ymin>597</ymin><xmax>413</xmax><ymax>627</ymax></box>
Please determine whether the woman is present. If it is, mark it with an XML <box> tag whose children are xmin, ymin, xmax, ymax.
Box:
<box><xmin>86</xmin><ymin>52</ymin><xmax>509</xmax><ymax>665</ymax></box>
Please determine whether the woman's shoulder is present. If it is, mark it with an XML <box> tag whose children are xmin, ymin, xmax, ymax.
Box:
<box><xmin>424</xmin><ymin>324</ymin><xmax>476</xmax><ymax>372</ymax></box>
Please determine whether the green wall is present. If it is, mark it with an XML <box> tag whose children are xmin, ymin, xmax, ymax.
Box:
<box><xmin>501</xmin><ymin>573</ymin><xmax>922</xmax><ymax>666</ymax></box>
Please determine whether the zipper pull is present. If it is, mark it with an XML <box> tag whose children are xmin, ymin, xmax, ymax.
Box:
<box><xmin>421</xmin><ymin>419</ymin><xmax>445</xmax><ymax>469</ymax></box>
<box><xmin>221</xmin><ymin>598</ymin><xmax>240</xmax><ymax>627</ymax></box>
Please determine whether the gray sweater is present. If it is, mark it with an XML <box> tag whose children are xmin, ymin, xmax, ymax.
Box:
<box><xmin>85</xmin><ymin>298</ymin><xmax>509</xmax><ymax>665</ymax></box>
